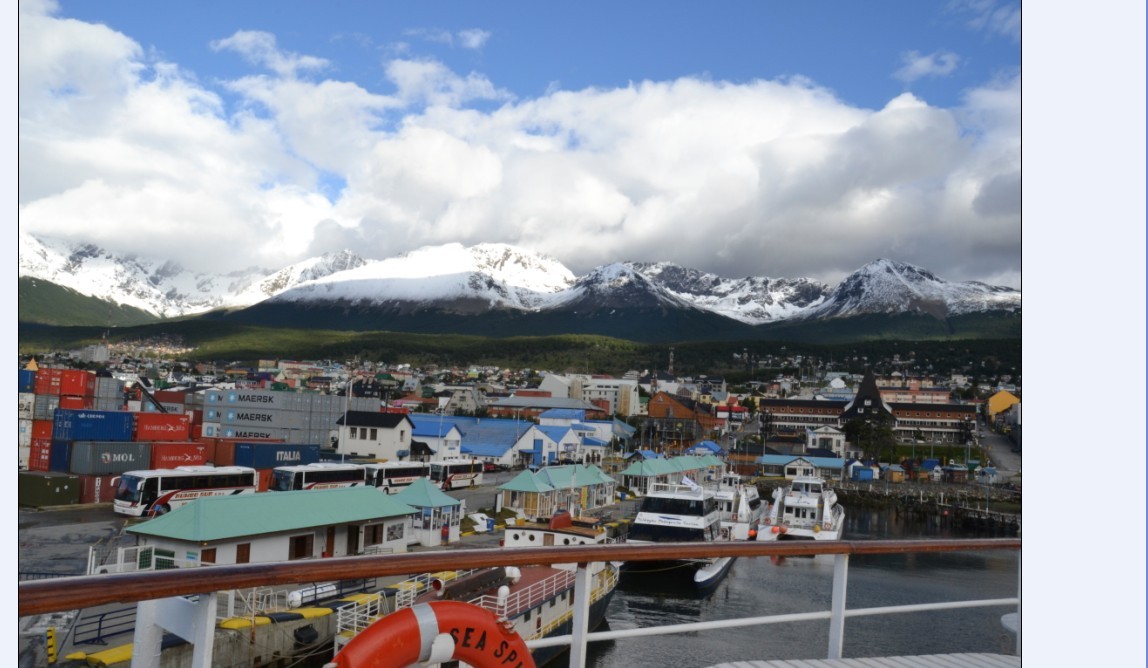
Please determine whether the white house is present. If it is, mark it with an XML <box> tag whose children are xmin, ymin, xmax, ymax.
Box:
<box><xmin>336</xmin><ymin>410</ymin><xmax>416</xmax><ymax>460</ymax></box>
<box><xmin>126</xmin><ymin>487</ymin><xmax>419</xmax><ymax>566</ymax></box>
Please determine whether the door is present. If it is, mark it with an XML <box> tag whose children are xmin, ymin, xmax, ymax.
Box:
<box><xmin>325</xmin><ymin>526</ymin><xmax>336</xmax><ymax>557</ymax></box>
<box><xmin>346</xmin><ymin>526</ymin><xmax>360</xmax><ymax>555</ymax></box>
<box><xmin>236</xmin><ymin>543</ymin><xmax>250</xmax><ymax>564</ymax></box>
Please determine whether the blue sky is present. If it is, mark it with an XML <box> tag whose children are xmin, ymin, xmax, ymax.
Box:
<box><xmin>21</xmin><ymin>0</ymin><xmax>1021</xmax><ymax>287</ymax></box>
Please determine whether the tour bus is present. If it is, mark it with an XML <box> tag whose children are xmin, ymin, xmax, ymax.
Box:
<box><xmin>363</xmin><ymin>461</ymin><xmax>438</xmax><ymax>495</ymax></box>
<box><xmin>429</xmin><ymin>458</ymin><xmax>484</xmax><ymax>491</ymax></box>
<box><xmin>113</xmin><ymin>466</ymin><xmax>259</xmax><ymax>517</ymax></box>
<box><xmin>269</xmin><ymin>462</ymin><xmax>368</xmax><ymax>491</ymax></box>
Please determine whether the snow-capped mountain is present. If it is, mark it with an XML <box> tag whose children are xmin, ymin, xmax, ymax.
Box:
<box><xmin>627</xmin><ymin>262</ymin><xmax>830</xmax><ymax>323</ymax></box>
<box><xmin>802</xmin><ymin>259</ymin><xmax>1021</xmax><ymax>319</ymax></box>
<box><xmin>18</xmin><ymin>232</ymin><xmax>1020</xmax><ymax>327</ymax></box>
<box><xmin>269</xmin><ymin>243</ymin><xmax>576</xmax><ymax>313</ymax></box>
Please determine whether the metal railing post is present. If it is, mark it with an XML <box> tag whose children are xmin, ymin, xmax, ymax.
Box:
<box><xmin>568</xmin><ymin>563</ymin><xmax>593</xmax><ymax>668</ymax></box>
<box><xmin>1016</xmin><ymin>551</ymin><xmax>1021</xmax><ymax>657</ymax></box>
<box><xmin>827</xmin><ymin>553</ymin><xmax>849</xmax><ymax>659</ymax></box>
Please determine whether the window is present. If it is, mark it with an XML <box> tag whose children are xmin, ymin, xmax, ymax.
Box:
<box><xmin>200</xmin><ymin>548</ymin><xmax>217</xmax><ymax>564</ymax></box>
<box><xmin>236</xmin><ymin>543</ymin><xmax>251</xmax><ymax>564</ymax></box>
<box><xmin>365</xmin><ymin>524</ymin><xmax>385</xmax><ymax>546</ymax></box>
<box><xmin>289</xmin><ymin>534</ymin><xmax>314</xmax><ymax>560</ymax></box>
<box><xmin>350</xmin><ymin>427</ymin><xmax>358</xmax><ymax>439</ymax></box>
<box><xmin>370</xmin><ymin>428</ymin><xmax>378</xmax><ymax>440</ymax></box>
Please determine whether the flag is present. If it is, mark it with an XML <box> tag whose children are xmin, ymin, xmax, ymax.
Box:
<box><xmin>681</xmin><ymin>475</ymin><xmax>700</xmax><ymax>491</ymax></box>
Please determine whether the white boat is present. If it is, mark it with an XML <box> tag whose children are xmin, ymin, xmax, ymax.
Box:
<box><xmin>713</xmin><ymin>472</ymin><xmax>767</xmax><ymax>541</ymax></box>
<box><xmin>758</xmin><ymin>475</ymin><xmax>846</xmax><ymax>541</ymax></box>
<box><xmin>335</xmin><ymin>511</ymin><xmax>619</xmax><ymax>667</ymax></box>
<box><xmin>621</xmin><ymin>480</ymin><xmax>735</xmax><ymax>593</ymax></box>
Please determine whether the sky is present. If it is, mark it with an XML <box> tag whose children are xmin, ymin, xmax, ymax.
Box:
<box><xmin>18</xmin><ymin>0</ymin><xmax>1025</xmax><ymax>288</ymax></box>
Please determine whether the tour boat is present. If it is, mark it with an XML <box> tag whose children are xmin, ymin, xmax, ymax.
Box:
<box><xmin>713</xmin><ymin>472</ymin><xmax>767</xmax><ymax>541</ymax></box>
<box><xmin>758</xmin><ymin>474</ymin><xmax>846</xmax><ymax>541</ymax></box>
<box><xmin>620</xmin><ymin>480</ymin><xmax>735</xmax><ymax>593</ymax></box>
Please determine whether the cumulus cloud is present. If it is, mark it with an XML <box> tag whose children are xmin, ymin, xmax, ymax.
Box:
<box><xmin>894</xmin><ymin>50</ymin><xmax>960</xmax><ymax>82</ymax></box>
<box><xmin>18</xmin><ymin>3</ymin><xmax>1020</xmax><ymax>288</ymax></box>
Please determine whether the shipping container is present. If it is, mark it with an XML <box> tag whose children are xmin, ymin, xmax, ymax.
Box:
<box><xmin>205</xmin><ymin>406</ymin><xmax>304</xmax><ymax>429</ymax></box>
<box><xmin>185</xmin><ymin>409</ymin><xmax>203</xmax><ymax>425</ymax></box>
<box><xmin>19</xmin><ymin>446</ymin><xmax>30</xmax><ymax>469</ymax></box>
<box><xmin>140</xmin><ymin>402</ymin><xmax>186</xmax><ymax>414</ymax></box>
<box><xmin>18</xmin><ymin>392</ymin><xmax>35</xmax><ymax>419</ymax></box>
<box><xmin>60</xmin><ymin>369</ymin><xmax>97</xmax><ymax>397</ymax></box>
<box><xmin>150</xmin><ymin>442</ymin><xmax>210</xmax><ymax>468</ymax></box>
<box><xmin>94</xmin><ymin>376</ymin><xmax>125</xmax><ymax>399</ymax></box>
<box><xmin>53</xmin><ymin>409</ymin><xmax>134</xmax><ymax>442</ymax></box>
<box><xmin>134</xmin><ymin>413</ymin><xmax>191</xmax><ymax>442</ymax></box>
<box><xmin>34</xmin><ymin>368</ymin><xmax>64</xmax><ymax>396</ymax></box>
<box><xmin>233</xmin><ymin>442</ymin><xmax>320</xmax><ymax>469</ymax></box>
<box><xmin>67</xmin><ymin>441</ymin><xmax>152</xmax><ymax>475</ymax></box>
<box><xmin>79</xmin><ymin>473</ymin><xmax>119</xmax><ymax>504</ymax></box>
<box><xmin>256</xmin><ymin>468</ymin><xmax>274</xmax><ymax>492</ymax></box>
<box><xmin>153</xmin><ymin>390</ymin><xmax>190</xmax><ymax>405</ymax></box>
<box><xmin>28</xmin><ymin>439</ymin><xmax>52</xmax><ymax>471</ymax></box>
<box><xmin>19</xmin><ymin>419</ymin><xmax>32</xmax><ymax>447</ymax></box>
<box><xmin>19</xmin><ymin>471</ymin><xmax>81</xmax><ymax>508</ymax></box>
<box><xmin>32</xmin><ymin>419</ymin><xmax>53</xmax><ymax>440</ymax></box>
<box><xmin>49</xmin><ymin>441</ymin><xmax>72</xmax><ymax>472</ymax></box>
<box><xmin>92</xmin><ymin>397</ymin><xmax>125</xmax><ymax>411</ymax></box>
<box><xmin>19</xmin><ymin>369</ymin><xmax>36</xmax><ymax>393</ymax></box>
<box><xmin>33</xmin><ymin>395</ymin><xmax>60</xmax><ymax>420</ymax></box>
<box><xmin>59</xmin><ymin>395</ymin><xmax>93</xmax><ymax>410</ymax></box>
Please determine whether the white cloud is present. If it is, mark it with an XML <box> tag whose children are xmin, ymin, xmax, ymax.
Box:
<box><xmin>457</xmin><ymin>29</ymin><xmax>491</xmax><ymax>50</ymax></box>
<box><xmin>18</xmin><ymin>6</ymin><xmax>1020</xmax><ymax>288</ymax></box>
<box><xmin>894</xmin><ymin>50</ymin><xmax>961</xmax><ymax>82</ymax></box>
<box><xmin>949</xmin><ymin>0</ymin><xmax>1021</xmax><ymax>42</ymax></box>
<box><xmin>211</xmin><ymin>31</ymin><xmax>330</xmax><ymax>78</ymax></box>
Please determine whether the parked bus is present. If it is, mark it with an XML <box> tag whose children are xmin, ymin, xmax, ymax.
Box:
<box><xmin>429</xmin><ymin>459</ymin><xmax>484</xmax><ymax>491</ymax></box>
<box><xmin>364</xmin><ymin>462</ymin><xmax>437</xmax><ymax>495</ymax></box>
<box><xmin>270</xmin><ymin>462</ymin><xmax>368</xmax><ymax>491</ymax></box>
<box><xmin>113</xmin><ymin>466</ymin><xmax>258</xmax><ymax>517</ymax></box>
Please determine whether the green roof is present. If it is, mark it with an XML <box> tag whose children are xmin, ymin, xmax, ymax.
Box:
<box><xmin>499</xmin><ymin>464</ymin><xmax>614</xmax><ymax>493</ymax></box>
<box><xmin>619</xmin><ymin>455</ymin><xmax>721</xmax><ymax>478</ymax></box>
<box><xmin>393</xmin><ymin>477</ymin><xmax>461</xmax><ymax>508</ymax></box>
<box><xmin>127</xmin><ymin>488</ymin><xmax>418</xmax><ymax>542</ymax></box>
<box><xmin>498</xmin><ymin>469</ymin><xmax>555</xmax><ymax>493</ymax></box>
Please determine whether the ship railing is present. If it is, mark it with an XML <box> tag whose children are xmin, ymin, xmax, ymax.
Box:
<box><xmin>390</xmin><ymin>568</ymin><xmax>479</xmax><ymax>609</ymax></box>
<box><xmin>18</xmin><ymin>538</ymin><xmax>1020</xmax><ymax>668</ymax></box>
<box><xmin>470</xmin><ymin>568</ymin><xmax>577</xmax><ymax>622</ymax></box>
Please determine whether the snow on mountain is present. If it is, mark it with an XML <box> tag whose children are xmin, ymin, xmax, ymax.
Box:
<box><xmin>803</xmin><ymin>259</ymin><xmax>1022</xmax><ymax>319</ymax></box>
<box><xmin>18</xmin><ymin>232</ymin><xmax>1020</xmax><ymax>325</ymax></box>
<box><xmin>628</xmin><ymin>262</ymin><xmax>830</xmax><ymax>324</ymax></box>
<box><xmin>270</xmin><ymin>243</ymin><xmax>576</xmax><ymax>310</ymax></box>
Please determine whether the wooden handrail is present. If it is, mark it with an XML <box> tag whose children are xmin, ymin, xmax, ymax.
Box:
<box><xmin>18</xmin><ymin>538</ymin><xmax>1020</xmax><ymax>617</ymax></box>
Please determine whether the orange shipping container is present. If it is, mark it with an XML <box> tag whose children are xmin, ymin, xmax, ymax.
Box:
<box><xmin>150</xmin><ymin>442</ymin><xmax>210</xmax><ymax>468</ymax></box>
<box><xmin>59</xmin><ymin>395</ymin><xmax>93</xmax><ymax>410</ymax></box>
<box><xmin>256</xmin><ymin>468</ymin><xmax>274</xmax><ymax>492</ymax></box>
<box><xmin>60</xmin><ymin>370</ymin><xmax>97</xmax><ymax>397</ymax></box>
<box><xmin>34</xmin><ymin>369</ymin><xmax>64</xmax><ymax>396</ymax></box>
<box><xmin>134</xmin><ymin>413</ymin><xmax>191</xmax><ymax>442</ymax></box>
<box><xmin>31</xmin><ymin>420</ymin><xmax>53</xmax><ymax>440</ymax></box>
<box><xmin>193</xmin><ymin>437</ymin><xmax>283</xmax><ymax>467</ymax></box>
<box><xmin>28</xmin><ymin>439</ymin><xmax>52</xmax><ymax>471</ymax></box>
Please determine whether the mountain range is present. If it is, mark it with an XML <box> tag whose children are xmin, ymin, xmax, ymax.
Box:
<box><xmin>18</xmin><ymin>231</ymin><xmax>1021</xmax><ymax>342</ymax></box>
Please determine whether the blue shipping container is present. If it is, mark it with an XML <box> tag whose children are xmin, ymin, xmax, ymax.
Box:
<box><xmin>52</xmin><ymin>409</ymin><xmax>135</xmax><ymax>442</ymax></box>
<box><xmin>49</xmin><ymin>440</ymin><xmax>72</xmax><ymax>473</ymax></box>
<box><xmin>234</xmin><ymin>443</ymin><xmax>320</xmax><ymax>469</ymax></box>
<box><xmin>19</xmin><ymin>369</ymin><xmax>36</xmax><ymax>393</ymax></box>
<box><xmin>851</xmin><ymin>468</ymin><xmax>874</xmax><ymax>482</ymax></box>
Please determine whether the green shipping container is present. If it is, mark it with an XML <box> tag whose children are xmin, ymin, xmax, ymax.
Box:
<box><xmin>19</xmin><ymin>471</ymin><xmax>81</xmax><ymax>508</ymax></box>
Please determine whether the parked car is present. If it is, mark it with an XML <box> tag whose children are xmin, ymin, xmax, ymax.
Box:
<box><xmin>483</xmin><ymin>462</ymin><xmax>500</xmax><ymax>472</ymax></box>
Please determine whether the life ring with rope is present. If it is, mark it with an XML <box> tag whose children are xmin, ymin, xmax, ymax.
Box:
<box><xmin>325</xmin><ymin>600</ymin><xmax>536</xmax><ymax>668</ymax></box>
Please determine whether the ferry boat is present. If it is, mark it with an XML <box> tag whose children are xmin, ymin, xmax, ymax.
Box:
<box><xmin>621</xmin><ymin>480</ymin><xmax>734</xmax><ymax>593</ymax></box>
<box><xmin>332</xmin><ymin>511</ymin><xmax>619</xmax><ymax>667</ymax></box>
<box><xmin>713</xmin><ymin>472</ymin><xmax>767</xmax><ymax>541</ymax></box>
<box><xmin>758</xmin><ymin>475</ymin><xmax>845</xmax><ymax>541</ymax></box>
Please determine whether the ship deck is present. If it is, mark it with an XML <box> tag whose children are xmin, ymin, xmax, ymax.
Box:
<box><xmin>708</xmin><ymin>654</ymin><xmax>1020</xmax><ymax>667</ymax></box>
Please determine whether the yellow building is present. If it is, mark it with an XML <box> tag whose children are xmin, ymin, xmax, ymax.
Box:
<box><xmin>986</xmin><ymin>390</ymin><xmax>1020</xmax><ymax>420</ymax></box>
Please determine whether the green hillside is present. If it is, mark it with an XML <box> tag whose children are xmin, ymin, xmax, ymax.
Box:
<box><xmin>18</xmin><ymin>277</ymin><xmax>160</xmax><ymax>327</ymax></box>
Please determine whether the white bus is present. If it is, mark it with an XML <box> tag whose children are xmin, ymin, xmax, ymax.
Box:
<box><xmin>429</xmin><ymin>459</ymin><xmax>484</xmax><ymax>491</ymax></box>
<box><xmin>364</xmin><ymin>462</ymin><xmax>438</xmax><ymax>495</ymax></box>
<box><xmin>113</xmin><ymin>466</ymin><xmax>258</xmax><ymax>517</ymax></box>
<box><xmin>269</xmin><ymin>462</ymin><xmax>368</xmax><ymax>491</ymax></box>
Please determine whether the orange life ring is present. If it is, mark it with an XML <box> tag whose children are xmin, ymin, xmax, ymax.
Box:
<box><xmin>328</xmin><ymin>600</ymin><xmax>536</xmax><ymax>668</ymax></box>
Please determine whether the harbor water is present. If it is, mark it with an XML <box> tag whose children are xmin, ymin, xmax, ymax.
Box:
<box><xmin>573</xmin><ymin>508</ymin><xmax>1020</xmax><ymax>667</ymax></box>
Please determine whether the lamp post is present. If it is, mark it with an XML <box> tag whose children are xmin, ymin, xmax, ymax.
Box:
<box><xmin>963</xmin><ymin>416</ymin><xmax>972</xmax><ymax>466</ymax></box>
<box><xmin>342</xmin><ymin>376</ymin><xmax>361</xmax><ymax>458</ymax></box>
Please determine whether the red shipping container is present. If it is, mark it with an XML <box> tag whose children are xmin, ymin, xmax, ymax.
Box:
<box><xmin>60</xmin><ymin>370</ymin><xmax>97</xmax><ymax>397</ymax></box>
<box><xmin>59</xmin><ymin>395</ymin><xmax>93</xmax><ymax>410</ymax></box>
<box><xmin>31</xmin><ymin>420</ymin><xmax>53</xmax><ymax>440</ymax></box>
<box><xmin>29</xmin><ymin>439</ymin><xmax>52</xmax><ymax>471</ymax></box>
<box><xmin>34</xmin><ymin>369</ymin><xmax>64</xmax><ymax>396</ymax></box>
<box><xmin>150</xmin><ymin>442</ymin><xmax>209</xmax><ymax>468</ymax></box>
<box><xmin>194</xmin><ymin>437</ymin><xmax>283</xmax><ymax>466</ymax></box>
<box><xmin>79</xmin><ymin>474</ymin><xmax>119</xmax><ymax>504</ymax></box>
<box><xmin>190</xmin><ymin>424</ymin><xmax>202</xmax><ymax>440</ymax></box>
<box><xmin>185</xmin><ymin>409</ymin><xmax>203</xmax><ymax>425</ymax></box>
<box><xmin>134</xmin><ymin>413</ymin><xmax>191</xmax><ymax>442</ymax></box>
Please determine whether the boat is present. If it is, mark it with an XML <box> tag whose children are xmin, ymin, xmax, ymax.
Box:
<box><xmin>713</xmin><ymin>471</ymin><xmax>767</xmax><ymax>541</ymax></box>
<box><xmin>620</xmin><ymin>480</ymin><xmax>735</xmax><ymax>593</ymax></box>
<box><xmin>758</xmin><ymin>474</ymin><xmax>846</xmax><ymax>541</ymax></box>
<box><xmin>332</xmin><ymin>511</ymin><xmax>619</xmax><ymax>667</ymax></box>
